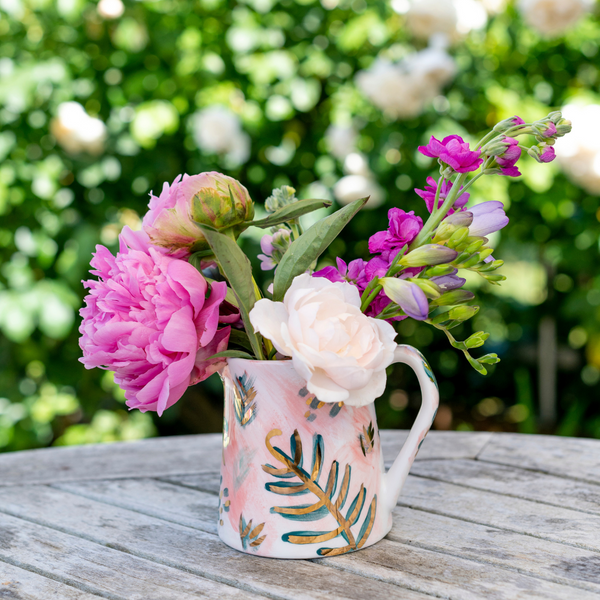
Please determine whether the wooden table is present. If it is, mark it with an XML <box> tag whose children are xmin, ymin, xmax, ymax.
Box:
<box><xmin>0</xmin><ymin>431</ymin><xmax>599</xmax><ymax>599</ymax></box>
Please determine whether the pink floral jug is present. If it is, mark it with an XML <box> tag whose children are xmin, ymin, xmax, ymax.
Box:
<box><xmin>217</xmin><ymin>344</ymin><xmax>439</xmax><ymax>559</ymax></box>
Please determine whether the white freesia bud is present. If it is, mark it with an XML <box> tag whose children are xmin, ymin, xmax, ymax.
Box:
<box><xmin>249</xmin><ymin>274</ymin><xmax>397</xmax><ymax>406</ymax></box>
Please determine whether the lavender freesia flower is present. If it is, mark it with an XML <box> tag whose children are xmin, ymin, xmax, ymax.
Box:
<box><xmin>381</xmin><ymin>278</ymin><xmax>429</xmax><ymax>321</ymax></box>
<box><xmin>431</xmin><ymin>271</ymin><xmax>467</xmax><ymax>291</ymax></box>
<box><xmin>418</xmin><ymin>135</ymin><xmax>483</xmax><ymax>173</ymax></box>
<box><xmin>469</xmin><ymin>201</ymin><xmax>509</xmax><ymax>237</ymax></box>
<box><xmin>368</xmin><ymin>208</ymin><xmax>423</xmax><ymax>261</ymax></box>
<box><xmin>415</xmin><ymin>176</ymin><xmax>470</xmax><ymax>213</ymax></box>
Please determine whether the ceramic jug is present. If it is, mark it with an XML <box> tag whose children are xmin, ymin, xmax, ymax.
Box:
<box><xmin>217</xmin><ymin>344</ymin><xmax>439</xmax><ymax>559</ymax></box>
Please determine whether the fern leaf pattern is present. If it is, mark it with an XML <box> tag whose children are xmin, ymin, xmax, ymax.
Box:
<box><xmin>233</xmin><ymin>372</ymin><xmax>257</xmax><ymax>426</ymax></box>
<box><xmin>262</xmin><ymin>428</ymin><xmax>377</xmax><ymax>556</ymax></box>
<box><xmin>359</xmin><ymin>422</ymin><xmax>375</xmax><ymax>456</ymax></box>
<box><xmin>239</xmin><ymin>514</ymin><xmax>267</xmax><ymax>550</ymax></box>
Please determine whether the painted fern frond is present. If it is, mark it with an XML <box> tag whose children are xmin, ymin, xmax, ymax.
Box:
<box><xmin>262</xmin><ymin>428</ymin><xmax>377</xmax><ymax>554</ymax></box>
<box><xmin>233</xmin><ymin>372</ymin><xmax>257</xmax><ymax>427</ymax></box>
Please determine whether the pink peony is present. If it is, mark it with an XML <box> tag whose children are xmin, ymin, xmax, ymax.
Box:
<box><xmin>79</xmin><ymin>227</ymin><xmax>231</xmax><ymax>416</ymax></box>
<box><xmin>143</xmin><ymin>172</ymin><xmax>253</xmax><ymax>256</ymax></box>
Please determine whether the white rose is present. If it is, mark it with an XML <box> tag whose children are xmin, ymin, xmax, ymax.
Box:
<box><xmin>518</xmin><ymin>0</ymin><xmax>592</xmax><ymax>37</ymax></box>
<box><xmin>249</xmin><ymin>274</ymin><xmax>397</xmax><ymax>407</ymax></box>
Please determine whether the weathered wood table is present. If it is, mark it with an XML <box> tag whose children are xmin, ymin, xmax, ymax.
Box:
<box><xmin>0</xmin><ymin>430</ymin><xmax>599</xmax><ymax>599</ymax></box>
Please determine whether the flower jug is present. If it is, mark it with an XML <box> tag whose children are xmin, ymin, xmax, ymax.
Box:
<box><xmin>217</xmin><ymin>344</ymin><xmax>439</xmax><ymax>559</ymax></box>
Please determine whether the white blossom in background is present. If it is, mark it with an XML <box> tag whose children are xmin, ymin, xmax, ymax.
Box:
<box><xmin>555</xmin><ymin>103</ymin><xmax>600</xmax><ymax>195</ymax></box>
<box><xmin>191</xmin><ymin>105</ymin><xmax>250</xmax><ymax>167</ymax></box>
<box><xmin>355</xmin><ymin>44</ymin><xmax>456</xmax><ymax>119</ymax></box>
<box><xmin>333</xmin><ymin>152</ymin><xmax>384</xmax><ymax>210</ymax></box>
<box><xmin>97</xmin><ymin>0</ymin><xmax>124</xmax><ymax>19</ymax></box>
<box><xmin>325</xmin><ymin>124</ymin><xmax>358</xmax><ymax>160</ymax></box>
<box><xmin>518</xmin><ymin>0</ymin><xmax>593</xmax><ymax>37</ymax></box>
<box><xmin>51</xmin><ymin>102</ymin><xmax>107</xmax><ymax>155</ymax></box>
<box><xmin>397</xmin><ymin>0</ymin><xmax>488</xmax><ymax>43</ymax></box>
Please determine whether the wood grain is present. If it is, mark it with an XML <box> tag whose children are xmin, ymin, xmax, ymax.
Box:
<box><xmin>0</xmin><ymin>511</ymin><xmax>265</xmax><ymax>600</ymax></box>
<box><xmin>0</xmin><ymin>431</ymin><xmax>492</xmax><ymax>487</ymax></box>
<box><xmin>478</xmin><ymin>433</ymin><xmax>600</xmax><ymax>484</ymax></box>
<box><xmin>411</xmin><ymin>458</ymin><xmax>600</xmax><ymax>514</ymax></box>
<box><xmin>0</xmin><ymin>485</ymin><xmax>432</xmax><ymax>600</ymax></box>
<box><xmin>58</xmin><ymin>474</ymin><xmax>600</xmax><ymax>599</ymax></box>
<box><xmin>399</xmin><ymin>475</ymin><xmax>600</xmax><ymax>551</ymax></box>
<box><xmin>0</xmin><ymin>561</ymin><xmax>106</xmax><ymax>599</ymax></box>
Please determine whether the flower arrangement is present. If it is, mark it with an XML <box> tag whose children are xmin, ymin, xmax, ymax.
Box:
<box><xmin>79</xmin><ymin>112</ymin><xmax>571</xmax><ymax>414</ymax></box>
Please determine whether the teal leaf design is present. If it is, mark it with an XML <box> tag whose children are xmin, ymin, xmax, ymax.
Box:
<box><xmin>233</xmin><ymin>372</ymin><xmax>257</xmax><ymax>427</ymax></box>
<box><xmin>239</xmin><ymin>514</ymin><xmax>266</xmax><ymax>550</ymax></box>
<box><xmin>262</xmin><ymin>428</ymin><xmax>377</xmax><ymax>556</ymax></box>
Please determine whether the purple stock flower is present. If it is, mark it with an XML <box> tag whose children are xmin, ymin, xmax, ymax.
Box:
<box><xmin>469</xmin><ymin>201</ymin><xmax>509</xmax><ymax>237</ymax></box>
<box><xmin>314</xmin><ymin>257</ymin><xmax>369</xmax><ymax>290</ymax></box>
<box><xmin>368</xmin><ymin>208</ymin><xmax>423</xmax><ymax>262</ymax></box>
<box><xmin>540</xmin><ymin>122</ymin><xmax>557</xmax><ymax>138</ymax></box>
<box><xmin>418</xmin><ymin>135</ymin><xmax>483</xmax><ymax>173</ymax></box>
<box><xmin>540</xmin><ymin>146</ymin><xmax>556</xmax><ymax>163</ymax></box>
<box><xmin>511</xmin><ymin>116</ymin><xmax>525</xmax><ymax>126</ymax></box>
<box><xmin>415</xmin><ymin>177</ymin><xmax>470</xmax><ymax>213</ymax></box>
<box><xmin>496</xmin><ymin>137</ymin><xmax>522</xmax><ymax>177</ymax></box>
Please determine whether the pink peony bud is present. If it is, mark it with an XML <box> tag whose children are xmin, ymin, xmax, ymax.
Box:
<box><xmin>143</xmin><ymin>172</ymin><xmax>254</xmax><ymax>255</ymax></box>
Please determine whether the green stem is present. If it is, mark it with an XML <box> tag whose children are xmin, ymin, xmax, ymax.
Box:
<box><xmin>409</xmin><ymin>171</ymin><xmax>468</xmax><ymax>250</ymax></box>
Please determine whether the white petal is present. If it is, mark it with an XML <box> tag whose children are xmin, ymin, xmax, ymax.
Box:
<box><xmin>249</xmin><ymin>299</ymin><xmax>292</xmax><ymax>356</ymax></box>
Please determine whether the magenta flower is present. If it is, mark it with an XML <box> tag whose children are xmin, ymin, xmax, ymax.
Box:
<box><xmin>79</xmin><ymin>227</ymin><xmax>231</xmax><ymax>416</ymax></box>
<box><xmin>469</xmin><ymin>201</ymin><xmax>509</xmax><ymax>237</ymax></box>
<box><xmin>539</xmin><ymin>146</ymin><xmax>556</xmax><ymax>163</ymax></box>
<box><xmin>496</xmin><ymin>137</ymin><xmax>522</xmax><ymax>177</ymax></box>
<box><xmin>540</xmin><ymin>122</ymin><xmax>557</xmax><ymax>138</ymax></box>
<box><xmin>415</xmin><ymin>177</ymin><xmax>470</xmax><ymax>213</ymax></box>
<box><xmin>368</xmin><ymin>208</ymin><xmax>423</xmax><ymax>262</ymax></box>
<box><xmin>511</xmin><ymin>116</ymin><xmax>525</xmax><ymax>126</ymax></box>
<box><xmin>314</xmin><ymin>257</ymin><xmax>369</xmax><ymax>291</ymax></box>
<box><xmin>418</xmin><ymin>135</ymin><xmax>483</xmax><ymax>173</ymax></box>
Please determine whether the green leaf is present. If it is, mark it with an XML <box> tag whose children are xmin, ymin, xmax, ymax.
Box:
<box><xmin>228</xmin><ymin>329</ymin><xmax>253</xmax><ymax>352</ymax></box>
<box><xmin>273</xmin><ymin>197</ymin><xmax>369</xmax><ymax>301</ymax></box>
<box><xmin>198</xmin><ymin>226</ymin><xmax>264</xmax><ymax>360</ymax></box>
<box><xmin>207</xmin><ymin>350</ymin><xmax>254</xmax><ymax>360</ymax></box>
<box><xmin>246</xmin><ymin>198</ymin><xmax>332</xmax><ymax>229</ymax></box>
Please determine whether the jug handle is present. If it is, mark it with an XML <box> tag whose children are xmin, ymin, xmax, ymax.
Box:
<box><xmin>383</xmin><ymin>344</ymin><xmax>440</xmax><ymax>510</ymax></box>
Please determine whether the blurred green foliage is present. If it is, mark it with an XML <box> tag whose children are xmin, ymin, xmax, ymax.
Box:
<box><xmin>1</xmin><ymin>0</ymin><xmax>600</xmax><ymax>451</ymax></box>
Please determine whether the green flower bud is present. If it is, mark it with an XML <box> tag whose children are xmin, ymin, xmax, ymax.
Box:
<box><xmin>555</xmin><ymin>119</ymin><xmax>572</xmax><ymax>137</ymax></box>
<box><xmin>399</xmin><ymin>244</ymin><xmax>458</xmax><ymax>267</ymax></box>
<box><xmin>478</xmin><ymin>247</ymin><xmax>494</xmax><ymax>261</ymax></box>
<box><xmin>431</xmin><ymin>290</ymin><xmax>476</xmax><ymax>307</ymax></box>
<box><xmin>446</xmin><ymin>226</ymin><xmax>471</xmax><ymax>249</ymax></box>
<box><xmin>265</xmin><ymin>186</ymin><xmax>297</xmax><ymax>214</ymax></box>
<box><xmin>465</xmin><ymin>331</ymin><xmax>490</xmax><ymax>349</ymax></box>
<box><xmin>191</xmin><ymin>173</ymin><xmax>254</xmax><ymax>233</ymax></box>
<box><xmin>433</xmin><ymin>212</ymin><xmax>474</xmax><ymax>242</ymax></box>
<box><xmin>448</xmin><ymin>304</ymin><xmax>479</xmax><ymax>321</ymax></box>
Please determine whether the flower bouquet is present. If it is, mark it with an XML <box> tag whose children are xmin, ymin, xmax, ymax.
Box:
<box><xmin>79</xmin><ymin>111</ymin><xmax>570</xmax><ymax>558</ymax></box>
